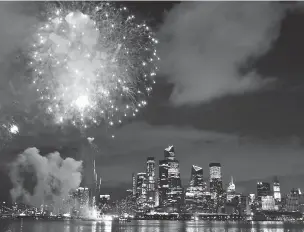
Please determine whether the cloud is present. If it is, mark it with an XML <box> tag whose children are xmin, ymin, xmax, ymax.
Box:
<box><xmin>9</xmin><ymin>147</ymin><xmax>82</xmax><ymax>209</ymax></box>
<box><xmin>158</xmin><ymin>2</ymin><xmax>289</xmax><ymax>105</ymax></box>
<box><xmin>0</xmin><ymin>2</ymin><xmax>39</xmax><ymax>114</ymax></box>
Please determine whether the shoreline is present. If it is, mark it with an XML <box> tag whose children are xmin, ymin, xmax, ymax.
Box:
<box><xmin>1</xmin><ymin>216</ymin><xmax>303</xmax><ymax>223</ymax></box>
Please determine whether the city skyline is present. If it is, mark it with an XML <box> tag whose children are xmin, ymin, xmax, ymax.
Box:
<box><xmin>126</xmin><ymin>144</ymin><xmax>304</xmax><ymax>215</ymax></box>
<box><xmin>129</xmin><ymin>145</ymin><xmax>299</xmax><ymax>198</ymax></box>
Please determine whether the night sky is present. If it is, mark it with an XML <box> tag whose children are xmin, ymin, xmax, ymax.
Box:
<box><xmin>1</xmin><ymin>1</ymin><xmax>304</xmax><ymax>201</ymax></box>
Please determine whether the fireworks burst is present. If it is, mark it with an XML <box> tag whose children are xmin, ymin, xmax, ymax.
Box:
<box><xmin>29</xmin><ymin>1</ymin><xmax>158</xmax><ymax>129</ymax></box>
<box><xmin>9</xmin><ymin>124</ymin><xmax>19</xmax><ymax>135</ymax></box>
<box><xmin>0</xmin><ymin>121</ymin><xmax>19</xmax><ymax>147</ymax></box>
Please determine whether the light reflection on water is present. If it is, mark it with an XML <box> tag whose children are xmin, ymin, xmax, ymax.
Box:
<box><xmin>3</xmin><ymin>220</ymin><xmax>304</xmax><ymax>232</ymax></box>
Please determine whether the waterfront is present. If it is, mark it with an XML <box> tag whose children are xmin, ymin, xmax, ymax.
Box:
<box><xmin>3</xmin><ymin>220</ymin><xmax>304</xmax><ymax>232</ymax></box>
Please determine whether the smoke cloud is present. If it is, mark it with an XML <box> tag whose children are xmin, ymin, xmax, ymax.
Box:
<box><xmin>158</xmin><ymin>2</ymin><xmax>290</xmax><ymax>105</ymax></box>
<box><xmin>9</xmin><ymin>147</ymin><xmax>82</xmax><ymax>209</ymax></box>
<box><xmin>0</xmin><ymin>2</ymin><xmax>39</xmax><ymax>114</ymax></box>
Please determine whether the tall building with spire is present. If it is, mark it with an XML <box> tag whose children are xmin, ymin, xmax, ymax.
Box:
<box><xmin>158</xmin><ymin>145</ymin><xmax>183</xmax><ymax>212</ymax></box>
<box><xmin>273</xmin><ymin>176</ymin><xmax>281</xmax><ymax>202</ymax></box>
<box><xmin>227</xmin><ymin>176</ymin><xmax>236</xmax><ymax>202</ymax></box>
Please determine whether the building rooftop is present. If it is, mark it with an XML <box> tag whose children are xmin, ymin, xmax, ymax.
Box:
<box><xmin>165</xmin><ymin>145</ymin><xmax>174</xmax><ymax>152</ymax></box>
<box><xmin>209</xmin><ymin>162</ymin><xmax>221</xmax><ymax>167</ymax></box>
<box><xmin>192</xmin><ymin>165</ymin><xmax>203</xmax><ymax>171</ymax></box>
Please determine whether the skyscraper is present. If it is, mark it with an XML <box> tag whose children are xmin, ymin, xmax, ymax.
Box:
<box><xmin>257</xmin><ymin>182</ymin><xmax>271</xmax><ymax>197</ymax></box>
<box><xmin>158</xmin><ymin>145</ymin><xmax>183</xmax><ymax>211</ymax></box>
<box><xmin>209</xmin><ymin>163</ymin><xmax>223</xmax><ymax>199</ymax></box>
<box><xmin>136</xmin><ymin>172</ymin><xmax>147</xmax><ymax>210</ymax></box>
<box><xmin>166</xmin><ymin>146</ymin><xmax>182</xmax><ymax>189</ymax></box>
<box><xmin>158</xmin><ymin>159</ymin><xmax>169</xmax><ymax>207</ymax></box>
<box><xmin>256</xmin><ymin>182</ymin><xmax>271</xmax><ymax>209</ymax></box>
<box><xmin>185</xmin><ymin>165</ymin><xmax>207</xmax><ymax>212</ymax></box>
<box><xmin>286</xmin><ymin>188</ymin><xmax>300</xmax><ymax>212</ymax></box>
<box><xmin>146</xmin><ymin>157</ymin><xmax>156</xmax><ymax>207</ymax></box>
<box><xmin>189</xmin><ymin>165</ymin><xmax>205</xmax><ymax>188</ymax></box>
<box><xmin>132</xmin><ymin>173</ymin><xmax>136</xmax><ymax>197</ymax></box>
<box><xmin>273</xmin><ymin>176</ymin><xmax>281</xmax><ymax>202</ymax></box>
<box><xmin>227</xmin><ymin>176</ymin><xmax>236</xmax><ymax>202</ymax></box>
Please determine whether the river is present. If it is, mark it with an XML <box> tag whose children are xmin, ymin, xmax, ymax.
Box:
<box><xmin>2</xmin><ymin>220</ymin><xmax>304</xmax><ymax>232</ymax></box>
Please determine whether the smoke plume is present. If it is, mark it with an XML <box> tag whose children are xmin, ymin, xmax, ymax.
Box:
<box><xmin>158</xmin><ymin>2</ymin><xmax>291</xmax><ymax>105</ymax></box>
<box><xmin>9</xmin><ymin>147</ymin><xmax>83</xmax><ymax>209</ymax></box>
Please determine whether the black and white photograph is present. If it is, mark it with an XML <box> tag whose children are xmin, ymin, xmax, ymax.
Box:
<box><xmin>1</xmin><ymin>1</ymin><xmax>304</xmax><ymax>232</ymax></box>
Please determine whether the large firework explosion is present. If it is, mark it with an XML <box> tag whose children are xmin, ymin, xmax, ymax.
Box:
<box><xmin>29</xmin><ymin>1</ymin><xmax>159</xmax><ymax>129</ymax></box>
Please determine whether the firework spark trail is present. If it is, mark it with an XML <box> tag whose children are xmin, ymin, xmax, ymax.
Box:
<box><xmin>29</xmin><ymin>2</ymin><xmax>159</xmax><ymax>129</ymax></box>
<box><xmin>98</xmin><ymin>177</ymin><xmax>102</xmax><ymax>193</ymax></box>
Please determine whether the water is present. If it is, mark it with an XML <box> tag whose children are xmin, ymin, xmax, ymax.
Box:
<box><xmin>2</xmin><ymin>220</ymin><xmax>304</xmax><ymax>232</ymax></box>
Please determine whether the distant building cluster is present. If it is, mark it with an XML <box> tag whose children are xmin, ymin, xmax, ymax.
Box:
<box><xmin>129</xmin><ymin>145</ymin><xmax>304</xmax><ymax>215</ymax></box>
<box><xmin>132</xmin><ymin>146</ymin><xmax>183</xmax><ymax>213</ymax></box>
